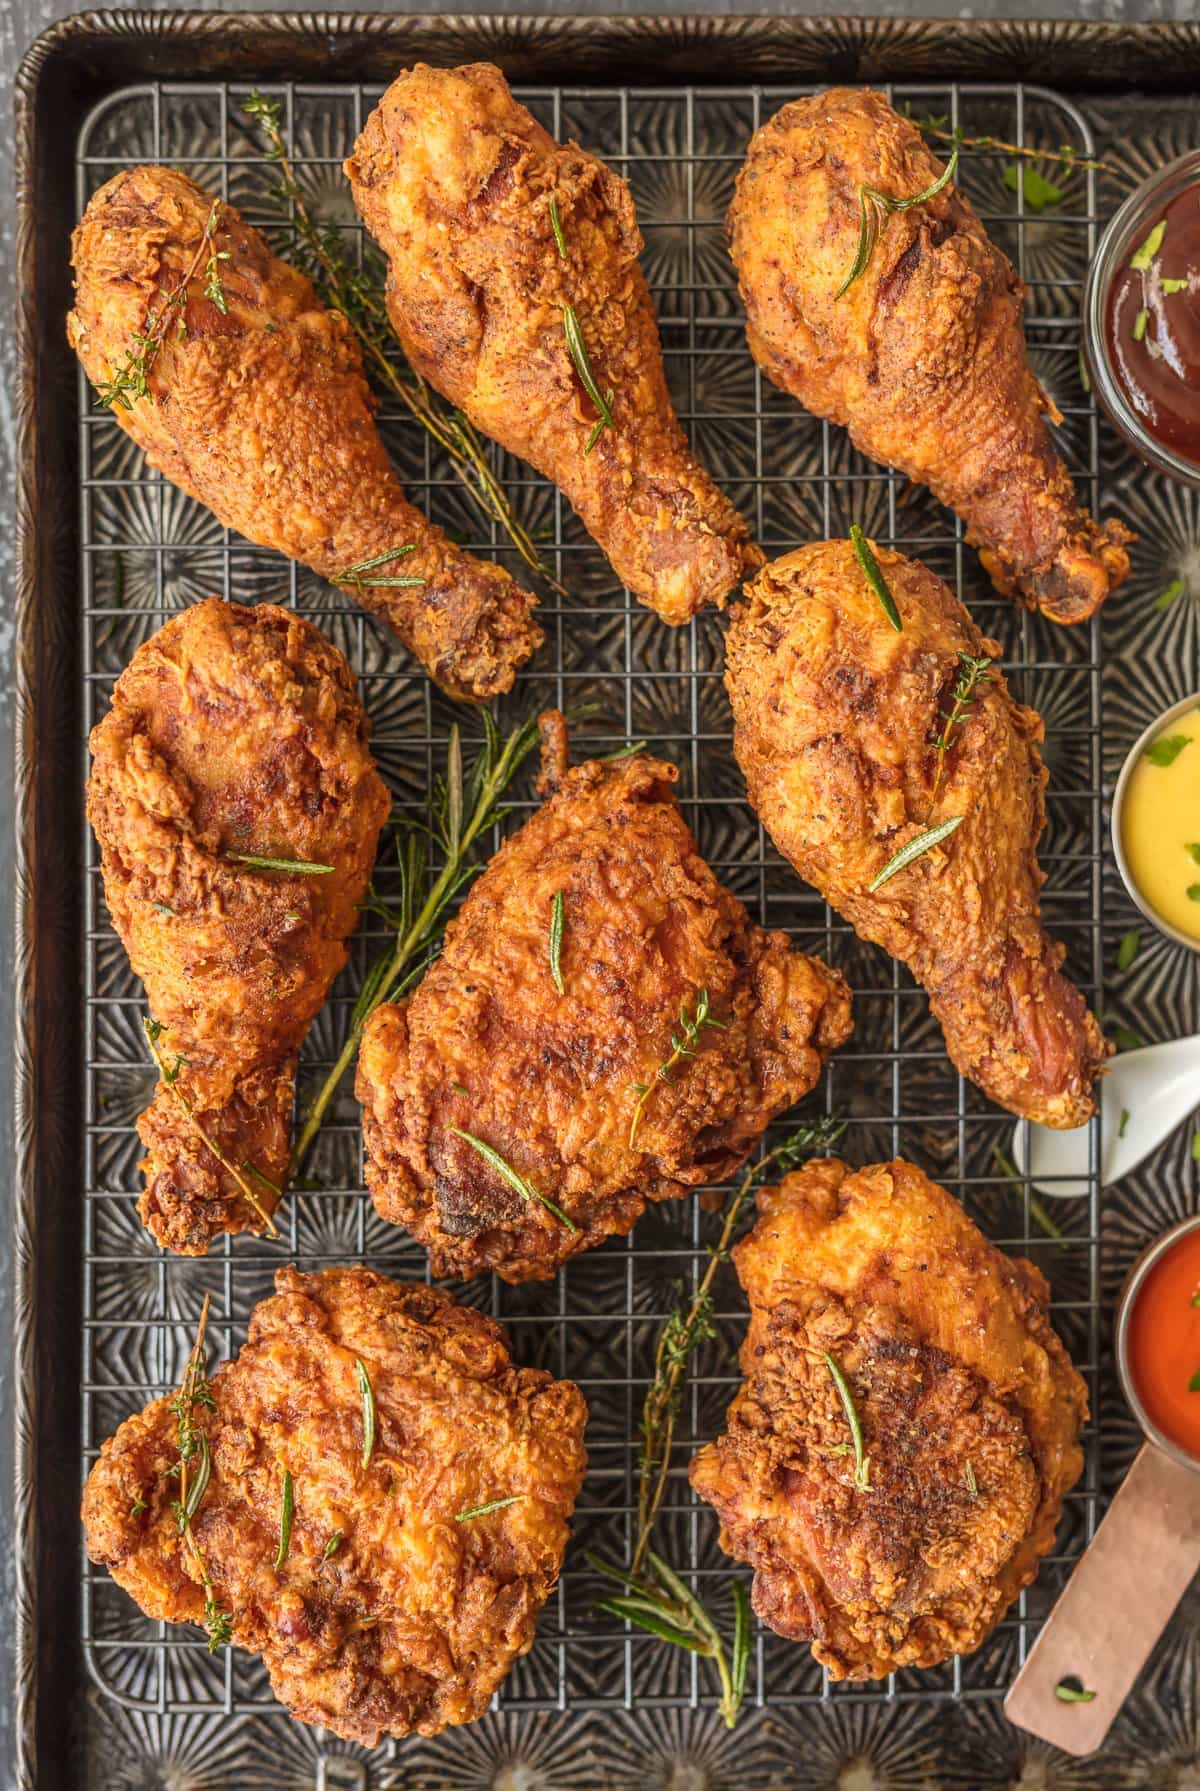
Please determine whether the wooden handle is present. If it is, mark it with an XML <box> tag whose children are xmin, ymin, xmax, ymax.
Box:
<box><xmin>1005</xmin><ymin>1444</ymin><xmax>1200</xmax><ymax>1755</ymax></box>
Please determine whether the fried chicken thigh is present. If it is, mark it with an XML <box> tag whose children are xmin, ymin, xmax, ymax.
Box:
<box><xmin>356</xmin><ymin>722</ymin><xmax>852</xmax><ymax>1281</ymax></box>
<box><xmin>726</xmin><ymin>541</ymin><xmax>1109</xmax><ymax>1127</ymax></box>
<box><xmin>88</xmin><ymin>599</ymin><xmax>389</xmax><ymax>1252</ymax></box>
<box><xmin>345</xmin><ymin>63</ymin><xmax>760</xmax><ymax>622</ymax></box>
<box><xmin>690</xmin><ymin>1157</ymin><xmax>1087</xmax><ymax>1678</ymax></box>
<box><xmin>82</xmin><ymin>1267</ymin><xmax>587</xmax><ymax>1742</ymax></box>
<box><xmin>69</xmin><ymin>167</ymin><xmax>541</xmax><ymax>700</ymax></box>
<box><xmin>728</xmin><ymin>89</ymin><xmax>1130</xmax><ymax>624</ymax></box>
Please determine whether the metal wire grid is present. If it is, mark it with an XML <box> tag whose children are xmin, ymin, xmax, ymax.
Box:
<box><xmin>76</xmin><ymin>77</ymin><xmax>1105</xmax><ymax>1747</ymax></box>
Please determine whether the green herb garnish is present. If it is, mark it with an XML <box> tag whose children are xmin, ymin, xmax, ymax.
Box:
<box><xmin>629</xmin><ymin>989</ymin><xmax>726</xmax><ymax>1148</ymax></box>
<box><xmin>447</xmin><ymin>1128</ymin><xmax>579</xmax><ymax>1232</ymax></box>
<box><xmin>227</xmin><ymin>853</ymin><xmax>334</xmax><ymax>875</ymax></box>
<box><xmin>849</xmin><ymin>525</ymin><xmax>902</xmax><ymax>631</ymax></box>
<box><xmin>1143</xmin><ymin>734</ymin><xmax>1190</xmax><ymax>768</ymax></box>
<box><xmin>1055</xmin><ymin>1678</ymin><xmax>1098</xmax><ymax>1704</ymax></box>
<box><xmin>1117</xmin><ymin>929</ymin><xmax>1140</xmax><ymax>972</ymax></box>
<box><xmin>93</xmin><ymin>201</ymin><xmax>222</xmax><ymax>411</ymax></box>
<box><xmin>824</xmin><ymin>1352</ymin><xmax>870</xmax><ymax>1490</ymax></box>
<box><xmin>167</xmin><ymin>1297</ymin><xmax>233</xmax><ymax>1651</ymax></box>
<box><xmin>1163</xmin><ymin>277</ymin><xmax>1190</xmax><ymax>295</ymax></box>
<box><xmin>836</xmin><ymin>149</ymin><xmax>959</xmax><ymax>299</ymax></box>
<box><xmin>273</xmin><ymin>1470</ymin><xmax>294</xmax><ymax>1571</ymax></box>
<box><xmin>1188</xmin><ymin>886</ymin><xmax>1200</xmax><ymax>903</ymax></box>
<box><xmin>144</xmin><ymin>1019</ymin><xmax>279</xmax><ymax>1237</ymax></box>
<box><xmin>356</xmin><ymin>1358</ymin><xmax>376</xmax><ymax>1472</ymax></box>
<box><xmin>1119</xmin><ymin>1108</ymin><xmax>1130</xmax><ymax>1139</ymax></box>
<box><xmin>1003</xmin><ymin>163</ymin><xmax>1062</xmax><ymax>212</ymax></box>
<box><xmin>202</xmin><ymin>204</ymin><xmax>231</xmax><ymax>315</ymax></box>
<box><xmin>1113</xmin><ymin>1025</ymin><xmax>1142</xmax><ymax>1053</ymax></box>
<box><xmin>455</xmin><ymin>1496</ymin><xmax>524</xmax><ymax>1521</ymax></box>
<box><xmin>1133</xmin><ymin>308</ymin><xmax>1149</xmax><ymax>343</ymax></box>
<box><xmin>548</xmin><ymin>195</ymin><xmax>567</xmax><ymax>260</ymax></box>
<box><xmin>869</xmin><ymin>815</ymin><xmax>965</xmax><ymax>893</ymax></box>
<box><xmin>548</xmin><ymin>890</ymin><xmax>566</xmax><ymax>995</ymax></box>
<box><xmin>323</xmin><ymin>1530</ymin><xmax>343</xmax><ymax>1561</ymax></box>
<box><xmin>929</xmin><ymin>650</ymin><xmax>992</xmax><ymax>809</ymax></box>
<box><xmin>1155</xmin><ymin>579</ymin><xmax>1186</xmax><ymax>611</ymax></box>
<box><xmin>1131</xmin><ymin>219</ymin><xmax>1166</xmax><ymax>271</ymax></box>
<box><xmin>561</xmin><ymin>303</ymin><xmax>615</xmax><ymax>453</ymax></box>
<box><xmin>1189</xmin><ymin>1369</ymin><xmax>1200</xmax><ymax>1394</ymax></box>
<box><xmin>335</xmin><ymin>546</ymin><xmax>425</xmax><ymax>591</ymax></box>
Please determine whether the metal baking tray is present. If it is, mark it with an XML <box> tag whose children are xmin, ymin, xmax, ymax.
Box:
<box><xmin>15</xmin><ymin>14</ymin><xmax>1200</xmax><ymax>1788</ymax></box>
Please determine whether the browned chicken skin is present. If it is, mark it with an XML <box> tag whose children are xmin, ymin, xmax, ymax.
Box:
<box><xmin>82</xmin><ymin>1267</ymin><xmax>587</xmax><ymax>1743</ymax></box>
<box><xmin>87</xmin><ymin>599</ymin><xmax>389</xmax><ymax>1253</ymax></box>
<box><xmin>356</xmin><ymin>721</ymin><xmax>852</xmax><ymax>1281</ymax></box>
<box><xmin>68</xmin><ymin>166</ymin><xmax>542</xmax><ymax>700</ymax></box>
<box><xmin>690</xmin><ymin>1157</ymin><xmax>1087</xmax><ymax>1678</ymax></box>
<box><xmin>346</xmin><ymin>63</ymin><xmax>761</xmax><ymax>622</ymax></box>
<box><xmin>725</xmin><ymin>541</ymin><xmax>1110</xmax><ymax>1127</ymax></box>
<box><xmin>728</xmin><ymin>89</ymin><xmax>1131</xmax><ymax>624</ymax></box>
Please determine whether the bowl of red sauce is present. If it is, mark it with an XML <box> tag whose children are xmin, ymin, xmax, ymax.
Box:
<box><xmin>1117</xmin><ymin>1214</ymin><xmax>1200</xmax><ymax>1471</ymax></box>
<box><xmin>1084</xmin><ymin>150</ymin><xmax>1200</xmax><ymax>486</ymax></box>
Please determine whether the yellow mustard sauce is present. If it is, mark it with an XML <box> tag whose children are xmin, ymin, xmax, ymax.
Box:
<box><xmin>1121</xmin><ymin>707</ymin><xmax>1200</xmax><ymax>942</ymax></box>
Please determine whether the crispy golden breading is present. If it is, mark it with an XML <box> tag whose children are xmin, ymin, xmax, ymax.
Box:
<box><xmin>68</xmin><ymin>166</ymin><xmax>541</xmax><ymax>700</ymax></box>
<box><xmin>82</xmin><ymin>1267</ymin><xmax>587</xmax><ymax>1743</ymax></box>
<box><xmin>726</xmin><ymin>542</ymin><xmax>1109</xmax><ymax>1127</ymax></box>
<box><xmin>690</xmin><ymin>1157</ymin><xmax>1087</xmax><ymax>1678</ymax></box>
<box><xmin>727</xmin><ymin>89</ymin><xmax>1131</xmax><ymax>624</ymax></box>
<box><xmin>356</xmin><ymin>729</ymin><xmax>852</xmax><ymax>1281</ymax></box>
<box><xmin>87</xmin><ymin>599</ymin><xmax>389</xmax><ymax>1253</ymax></box>
<box><xmin>345</xmin><ymin>63</ymin><xmax>760</xmax><ymax>623</ymax></box>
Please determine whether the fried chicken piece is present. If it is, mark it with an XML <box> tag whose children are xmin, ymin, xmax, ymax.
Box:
<box><xmin>68</xmin><ymin>166</ymin><xmax>541</xmax><ymax>700</ymax></box>
<box><xmin>82</xmin><ymin>1267</ymin><xmax>587</xmax><ymax>1742</ymax></box>
<box><xmin>690</xmin><ymin>1156</ymin><xmax>1087</xmax><ymax>1678</ymax></box>
<box><xmin>345</xmin><ymin>63</ymin><xmax>760</xmax><ymax>622</ymax></box>
<box><xmin>356</xmin><ymin>722</ymin><xmax>852</xmax><ymax>1281</ymax></box>
<box><xmin>727</xmin><ymin>89</ymin><xmax>1131</xmax><ymax>624</ymax></box>
<box><xmin>87</xmin><ymin>598</ymin><xmax>389</xmax><ymax>1252</ymax></box>
<box><xmin>726</xmin><ymin>541</ymin><xmax>1109</xmax><ymax>1128</ymax></box>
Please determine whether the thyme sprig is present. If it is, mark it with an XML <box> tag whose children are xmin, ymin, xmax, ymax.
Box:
<box><xmin>929</xmin><ymin>651</ymin><xmax>993</xmax><ymax>811</ymax></box>
<box><xmin>242</xmin><ymin>91</ymin><xmax>561</xmax><ymax>593</ymax></box>
<box><xmin>169</xmin><ymin>1296</ymin><xmax>233</xmax><ymax>1651</ymax></box>
<box><xmin>907</xmin><ymin>111</ymin><xmax>1113</xmax><ymax>176</ymax></box>
<box><xmin>561</xmin><ymin>303</ymin><xmax>615</xmax><ymax>454</ymax></box>
<box><xmin>288</xmin><ymin>712</ymin><xmax>546</xmax><ymax>1177</ymax></box>
<box><xmin>94</xmin><ymin>200</ymin><xmax>223</xmax><ymax>411</ymax></box>
<box><xmin>836</xmin><ymin>149</ymin><xmax>959</xmax><ymax>299</ymax></box>
<box><xmin>143</xmin><ymin>1019</ymin><xmax>280</xmax><ymax>1238</ymax></box>
<box><xmin>202</xmin><ymin>205</ymin><xmax>231</xmax><ymax>315</ymax></box>
<box><xmin>629</xmin><ymin>989</ymin><xmax>726</xmax><ymax>1150</ymax></box>
<box><xmin>590</xmin><ymin>1116</ymin><xmax>845</xmax><ymax>1727</ymax></box>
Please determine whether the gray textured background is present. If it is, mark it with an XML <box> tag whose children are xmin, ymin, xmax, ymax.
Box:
<box><xmin>3</xmin><ymin>3</ymin><xmax>1190</xmax><ymax>1784</ymax></box>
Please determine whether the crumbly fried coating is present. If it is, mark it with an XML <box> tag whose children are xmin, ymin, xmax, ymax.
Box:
<box><xmin>68</xmin><ymin>166</ymin><xmax>542</xmax><ymax>700</ymax></box>
<box><xmin>87</xmin><ymin>598</ymin><xmax>389</xmax><ymax>1252</ymax></box>
<box><xmin>727</xmin><ymin>89</ymin><xmax>1131</xmax><ymax>624</ymax></box>
<box><xmin>82</xmin><ymin>1267</ymin><xmax>587</xmax><ymax>1743</ymax></box>
<box><xmin>726</xmin><ymin>541</ymin><xmax>1109</xmax><ymax>1127</ymax></box>
<box><xmin>356</xmin><ymin>733</ymin><xmax>852</xmax><ymax>1281</ymax></box>
<box><xmin>690</xmin><ymin>1157</ymin><xmax>1087</xmax><ymax>1678</ymax></box>
<box><xmin>345</xmin><ymin>62</ymin><xmax>761</xmax><ymax>623</ymax></box>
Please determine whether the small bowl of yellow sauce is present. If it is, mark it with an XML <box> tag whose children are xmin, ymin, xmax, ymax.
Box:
<box><xmin>1114</xmin><ymin>692</ymin><xmax>1200</xmax><ymax>951</ymax></box>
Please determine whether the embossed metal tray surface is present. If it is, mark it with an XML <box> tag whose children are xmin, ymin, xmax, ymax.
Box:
<box><xmin>15</xmin><ymin>15</ymin><xmax>1200</xmax><ymax>1789</ymax></box>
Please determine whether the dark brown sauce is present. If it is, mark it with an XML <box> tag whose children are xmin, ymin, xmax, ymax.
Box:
<box><xmin>1105</xmin><ymin>184</ymin><xmax>1200</xmax><ymax>463</ymax></box>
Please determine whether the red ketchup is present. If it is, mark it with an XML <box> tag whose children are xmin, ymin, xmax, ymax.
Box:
<box><xmin>1105</xmin><ymin>184</ymin><xmax>1200</xmax><ymax>464</ymax></box>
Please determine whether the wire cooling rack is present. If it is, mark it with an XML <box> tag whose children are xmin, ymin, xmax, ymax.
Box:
<box><xmin>76</xmin><ymin>77</ymin><xmax>1105</xmax><ymax>1772</ymax></box>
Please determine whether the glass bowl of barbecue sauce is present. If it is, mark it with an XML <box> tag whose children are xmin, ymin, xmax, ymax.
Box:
<box><xmin>1084</xmin><ymin>150</ymin><xmax>1200</xmax><ymax>486</ymax></box>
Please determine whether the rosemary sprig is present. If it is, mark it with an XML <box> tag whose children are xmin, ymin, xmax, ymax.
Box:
<box><xmin>323</xmin><ymin>1530</ymin><xmax>343</xmax><ymax>1561</ymax></box>
<box><xmin>273</xmin><ymin>1470</ymin><xmax>295</xmax><ymax>1571</ymax></box>
<box><xmin>849</xmin><ymin>526</ymin><xmax>902</xmax><ymax>632</ymax></box>
<box><xmin>561</xmin><ymin>304</ymin><xmax>615</xmax><ymax>454</ymax></box>
<box><xmin>455</xmin><ymin>1496</ymin><xmax>524</xmax><ymax>1522</ymax></box>
<box><xmin>447</xmin><ymin>1128</ymin><xmax>579</xmax><ymax>1233</ymax></box>
<box><xmin>288</xmin><ymin>712</ymin><xmax>545</xmax><ymax>1177</ymax></box>
<box><xmin>143</xmin><ymin>1019</ymin><xmax>280</xmax><ymax>1238</ymax></box>
<box><xmin>548</xmin><ymin>195</ymin><xmax>568</xmax><ymax>260</ymax></box>
<box><xmin>548</xmin><ymin>890</ymin><xmax>566</xmax><ymax>995</ymax></box>
<box><xmin>94</xmin><ymin>201</ymin><xmax>222</xmax><ymax>411</ymax></box>
<box><xmin>591</xmin><ymin>1117</ymin><xmax>845</xmax><ymax>1727</ymax></box>
<box><xmin>335</xmin><ymin>546</ymin><xmax>425</xmax><ymax>591</ymax></box>
<box><xmin>929</xmin><ymin>651</ymin><xmax>993</xmax><ymax>811</ymax></box>
<box><xmin>836</xmin><ymin>149</ymin><xmax>958</xmax><ymax>299</ymax></box>
<box><xmin>169</xmin><ymin>1296</ymin><xmax>233</xmax><ymax>1651</ymax></box>
<box><xmin>356</xmin><ymin>1358</ymin><xmax>376</xmax><ymax>1472</ymax></box>
<box><xmin>227</xmin><ymin>853</ymin><xmax>334</xmax><ymax>876</ymax></box>
<box><xmin>628</xmin><ymin>989</ymin><xmax>726</xmax><ymax>1150</ymax></box>
<box><xmin>823</xmin><ymin>1352</ymin><xmax>870</xmax><ymax>1491</ymax></box>
<box><xmin>242</xmin><ymin>91</ymin><xmax>561</xmax><ymax>592</ymax></box>
<box><xmin>868</xmin><ymin>815</ymin><xmax>965</xmax><ymax>893</ymax></box>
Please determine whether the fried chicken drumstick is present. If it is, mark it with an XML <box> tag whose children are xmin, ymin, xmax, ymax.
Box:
<box><xmin>726</xmin><ymin>541</ymin><xmax>1109</xmax><ymax>1128</ymax></box>
<box><xmin>88</xmin><ymin>599</ymin><xmax>389</xmax><ymax>1253</ymax></box>
<box><xmin>728</xmin><ymin>90</ymin><xmax>1131</xmax><ymax>625</ymax></box>
<box><xmin>82</xmin><ymin>1267</ymin><xmax>587</xmax><ymax>1742</ymax></box>
<box><xmin>690</xmin><ymin>1156</ymin><xmax>1087</xmax><ymax>1678</ymax></box>
<box><xmin>69</xmin><ymin>166</ymin><xmax>541</xmax><ymax>700</ymax></box>
<box><xmin>356</xmin><ymin>717</ymin><xmax>852</xmax><ymax>1281</ymax></box>
<box><xmin>346</xmin><ymin>63</ymin><xmax>760</xmax><ymax>622</ymax></box>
